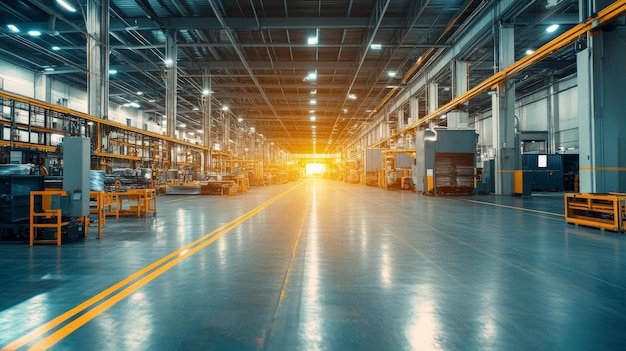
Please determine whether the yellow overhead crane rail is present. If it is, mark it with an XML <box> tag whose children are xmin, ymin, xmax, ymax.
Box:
<box><xmin>369</xmin><ymin>0</ymin><xmax>626</xmax><ymax>149</ymax></box>
<box><xmin>0</xmin><ymin>89</ymin><xmax>209</xmax><ymax>153</ymax></box>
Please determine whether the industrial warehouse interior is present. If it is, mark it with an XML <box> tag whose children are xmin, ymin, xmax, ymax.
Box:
<box><xmin>0</xmin><ymin>0</ymin><xmax>625</xmax><ymax>350</ymax></box>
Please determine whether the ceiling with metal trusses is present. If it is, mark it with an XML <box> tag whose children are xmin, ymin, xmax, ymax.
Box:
<box><xmin>0</xmin><ymin>0</ymin><xmax>581</xmax><ymax>154</ymax></box>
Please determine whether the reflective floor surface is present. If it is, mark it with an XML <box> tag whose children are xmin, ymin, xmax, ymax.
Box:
<box><xmin>1</xmin><ymin>178</ymin><xmax>625</xmax><ymax>350</ymax></box>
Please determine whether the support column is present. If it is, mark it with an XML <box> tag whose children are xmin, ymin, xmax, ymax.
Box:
<box><xmin>397</xmin><ymin>110</ymin><xmax>405</xmax><ymax>131</ymax></box>
<box><xmin>547</xmin><ymin>76</ymin><xmax>558</xmax><ymax>154</ymax></box>
<box><xmin>428</xmin><ymin>83</ymin><xmax>438</xmax><ymax>129</ymax></box>
<box><xmin>34</xmin><ymin>72</ymin><xmax>52</xmax><ymax>103</ymax></box>
<box><xmin>577</xmin><ymin>0</ymin><xmax>626</xmax><ymax>192</ymax></box>
<box><xmin>409</xmin><ymin>98</ymin><xmax>419</xmax><ymax>125</ymax></box>
<box><xmin>165</xmin><ymin>29</ymin><xmax>178</xmax><ymax>167</ymax></box>
<box><xmin>448</xmin><ymin>60</ymin><xmax>469</xmax><ymax>129</ymax></box>
<box><xmin>492</xmin><ymin>23</ymin><xmax>517</xmax><ymax>195</ymax></box>
<box><xmin>202</xmin><ymin>73</ymin><xmax>211</xmax><ymax>172</ymax></box>
<box><xmin>87</xmin><ymin>0</ymin><xmax>109</xmax><ymax>121</ymax></box>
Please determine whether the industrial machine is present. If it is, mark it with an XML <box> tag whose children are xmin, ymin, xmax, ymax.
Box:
<box><xmin>364</xmin><ymin>148</ymin><xmax>383</xmax><ymax>187</ymax></box>
<box><xmin>521</xmin><ymin>154</ymin><xmax>564</xmax><ymax>191</ymax></box>
<box><xmin>415</xmin><ymin>129</ymin><xmax>477</xmax><ymax>195</ymax></box>
<box><xmin>0</xmin><ymin>137</ymin><xmax>89</xmax><ymax>244</ymax></box>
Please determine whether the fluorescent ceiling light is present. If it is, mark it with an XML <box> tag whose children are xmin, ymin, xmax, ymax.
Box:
<box><xmin>57</xmin><ymin>0</ymin><xmax>77</xmax><ymax>12</ymax></box>
<box><xmin>310</xmin><ymin>116</ymin><xmax>316</xmax><ymax>121</ymax></box>
<box><xmin>387</xmin><ymin>71</ymin><xmax>397</xmax><ymax>78</ymax></box>
<box><xmin>307</xmin><ymin>35</ymin><xmax>318</xmax><ymax>45</ymax></box>
<box><xmin>348</xmin><ymin>94</ymin><xmax>357</xmax><ymax>100</ymax></box>
<box><xmin>28</xmin><ymin>30</ymin><xmax>42</xmax><ymax>37</ymax></box>
<box><xmin>192</xmin><ymin>107</ymin><xmax>199</xmax><ymax>111</ymax></box>
<box><xmin>371</xmin><ymin>44</ymin><xmax>382</xmax><ymax>50</ymax></box>
<box><xmin>221</xmin><ymin>105</ymin><xmax>229</xmax><ymax>111</ymax></box>
<box><xmin>52</xmin><ymin>46</ymin><xmax>61</xmax><ymax>51</ymax></box>
<box><xmin>136</xmin><ymin>91</ymin><xmax>143</xmax><ymax>95</ymax></box>
<box><xmin>309</xmin><ymin>110</ymin><xmax>315</xmax><ymax>113</ymax></box>
<box><xmin>44</xmin><ymin>67</ymin><xmax>54</xmax><ymax>72</ymax></box>
<box><xmin>525</xmin><ymin>49</ymin><xmax>535</xmax><ymax>55</ymax></box>
<box><xmin>310</xmin><ymin>89</ymin><xmax>317</xmax><ymax>95</ymax></box>
<box><xmin>7</xmin><ymin>24</ymin><xmax>19</xmax><ymax>33</ymax></box>
<box><xmin>238</xmin><ymin>118</ymin><xmax>243</xmax><ymax>122</ymax></box>
<box><xmin>310</xmin><ymin>99</ymin><xmax>316</xmax><ymax>105</ymax></box>
<box><xmin>202</xmin><ymin>89</ymin><xmax>210</xmax><ymax>96</ymax></box>
<box><xmin>108</xmin><ymin>69</ymin><xmax>117</xmax><ymax>74</ymax></box>
<box><xmin>307</xmin><ymin>71</ymin><xmax>317</xmax><ymax>81</ymax></box>
<box><xmin>546</xmin><ymin>24</ymin><xmax>559</xmax><ymax>33</ymax></box>
<box><xmin>164</xmin><ymin>59</ymin><xmax>173</xmax><ymax>66</ymax></box>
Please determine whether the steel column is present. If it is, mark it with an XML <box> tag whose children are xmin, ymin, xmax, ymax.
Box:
<box><xmin>87</xmin><ymin>0</ymin><xmax>109</xmax><ymax>121</ymax></box>
<box><xmin>492</xmin><ymin>23</ymin><xmax>516</xmax><ymax>195</ymax></box>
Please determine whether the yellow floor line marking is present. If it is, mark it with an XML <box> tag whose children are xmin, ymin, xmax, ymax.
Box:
<box><xmin>460</xmin><ymin>198</ymin><xmax>564</xmax><ymax>217</ymax></box>
<box><xmin>3</xmin><ymin>182</ymin><xmax>302</xmax><ymax>351</ymax></box>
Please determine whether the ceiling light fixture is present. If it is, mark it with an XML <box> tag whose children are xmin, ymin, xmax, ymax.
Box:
<box><xmin>306</xmin><ymin>71</ymin><xmax>317</xmax><ymax>81</ymax></box>
<box><xmin>52</xmin><ymin>46</ymin><xmax>61</xmax><ymax>51</ymax></box>
<box><xmin>310</xmin><ymin>99</ymin><xmax>316</xmax><ymax>105</ymax></box>
<box><xmin>387</xmin><ymin>71</ymin><xmax>397</xmax><ymax>78</ymax></box>
<box><xmin>348</xmin><ymin>94</ymin><xmax>357</xmax><ymax>100</ymax></box>
<box><xmin>28</xmin><ymin>30</ymin><xmax>42</xmax><ymax>37</ymax></box>
<box><xmin>371</xmin><ymin>44</ymin><xmax>382</xmax><ymax>50</ymax></box>
<box><xmin>164</xmin><ymin>58</ymin><xmax>173</xmax><ymax>66</ymax></box>
<box><xmin>136</xmin><ymin>91</ymin><xmax>143</xmax><ymax>95</ymax></box>
<box><xmin>526</xmin><ymin>49</ymin><xmax>535</xmax><ymax>55</ymax></box>
<box><xmin>44</xmin><ymin>67</ymin><xmax>54</xmax><ymax>72</ymax></box>
<box><xmin>546</xmin><ymin>24</ymin><xmax>559</xmax><ymax>33</ymax></box>
<box><xmin>221</xmin><ymin>105</ymin><xmax>229</xmax><ymax>111</ymax></box>
<box><xmin>56</xmin><ymin>0</ymin><xmax>77</xmax><ymax>12</ymax></box>
<box><xmin>129</xmin><ymin>102</ymin><xmax>140</xmax><ymax>108</ymax></box>
<box><xmin>310</xmin><ymin>89</ymin><xmax>317</xmax><ymax>95</ymax></box>
<box><xmin>310</xmin><ymin>116</ymin><xmax>316</xmax><ymax>121</ymax></box>
<box><xmin>108</xmin><ymin>69</ymin><xmax>117</xmax><ymax>75</ymax></box>
<box><xmin>7</xmin><ymin>24</ymin><xmax>19</xmax><ymax>33</ymax></box>
<box><xmin>192</xmin><ymin>107</ymin><xmax>199</xmax><ymax>111</ymax></box>
<box><xmin>202</xmin><ymin>89</ymin><xmax>210</xmax><ymax>96</ymax></box>
<box><xmin>307</xmin><ymin>29</ymin><xmax>319</xmax><ymax>45</ymax></box>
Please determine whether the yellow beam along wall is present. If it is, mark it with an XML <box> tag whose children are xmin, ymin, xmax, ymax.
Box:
<box><xmin>0</xmin><ymin>90</ymin><xmax>209</xmax><ymax>155</ymax></box>
<box><xmin>370</xmin><ymin>1</ymin><xmax>626</xmax><ymax>149</ymax></box>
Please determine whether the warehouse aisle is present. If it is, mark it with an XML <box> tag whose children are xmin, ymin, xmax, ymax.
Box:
<box><xmin>1</xmin><ymin>178</ymin><xmax>626</xmax><ymax>350</ymax></box>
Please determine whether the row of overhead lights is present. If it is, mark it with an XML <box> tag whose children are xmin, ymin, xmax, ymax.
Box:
<box><xmin>7</xmin><ymin>0</ymin><xmax>76</xmax><ymax>36</ymax></box>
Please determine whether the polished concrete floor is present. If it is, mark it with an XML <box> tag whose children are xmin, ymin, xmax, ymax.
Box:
<box><xmin>1</xmin><ymin>178</ymin><xmax>626</xmax><ymax>350</ymax></box>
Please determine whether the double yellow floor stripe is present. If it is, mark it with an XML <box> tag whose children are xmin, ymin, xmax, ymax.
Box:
<box><xmin>3</xmin><ymin>183</ymin><xmax>301</xmax><ymax>351</ymax></box>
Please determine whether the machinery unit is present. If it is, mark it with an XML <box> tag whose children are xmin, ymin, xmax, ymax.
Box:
<box><xmin>0</xmin><ymin>173</ymin><xmax>44</xmax><ymax>240</ymax></box>
<box><xmin>521</xmin><ymin>154</ymin><xmax>564</xmax><ymax>191</ymax></box>
<box><xmin>364</xmin><ymin>148</ymin><xmax>383</xmax><ymax>186</ymax></box>
<box><xmin>415</xmin><ymin>129</ymin><xmax>477</xmax><ymax>195</ymax></box>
